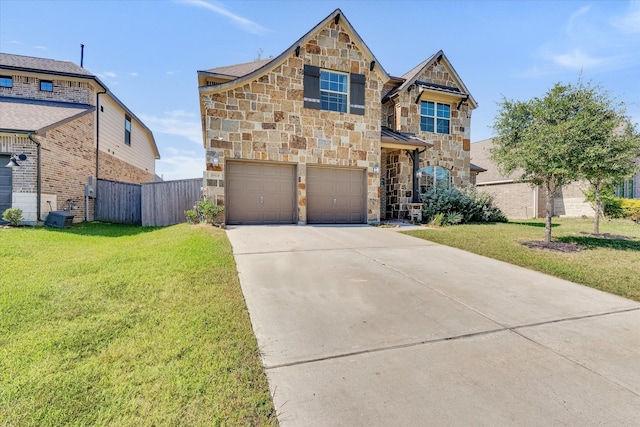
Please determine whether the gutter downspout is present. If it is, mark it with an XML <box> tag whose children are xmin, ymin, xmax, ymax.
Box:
<box><xmin>94</xmin><ymin>90</ymin><xmax>107</xmax><ymax>221</ymax></box>
<box><xmin>95</xmin><ymin>90</ymin><xmax>107</xmax><ymax>180</ymax></box>
<box><xmin>27</xmin><ymin>133</ymin><xmax>42</xmax><ymax>222</ymax></box>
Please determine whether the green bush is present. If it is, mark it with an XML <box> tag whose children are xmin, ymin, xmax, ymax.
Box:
<box><xmin>2</xmin><ymin>208</ymin><xmax>23</xmax><ymax>226</ymax></box>
<box><xmin>620</xmin><ymin>198</ymin><xmax>640</xmax><ymax>221</ymax></box>
<box><xmin>185</xmin><ymin>209</ymin><xmax>200</xmax><ymax>224</ymax></box>
<box><xmin>197</xmin><ymin>199</ymin><xmax>224</xmax><ymax>224</ymax></box>
<box><xmin>584</xmin><ymin>188</ymin><xmax>624</xmax><ymax>218</ymax></box>
<box><xmin>420</xmin><ymin>187</ymin><xmax>507</xmax><ymax>225</ymax></box>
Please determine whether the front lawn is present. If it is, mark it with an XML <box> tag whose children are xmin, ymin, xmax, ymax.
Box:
<box><xmin>404</xmin><ymin>218</ymin><xmax>640</xmax><ymax>302</ymax></box>
<box><xmin>0</xmin><ymin>223</ymin><xmax>276</xmax><ymax>426</ymax></box>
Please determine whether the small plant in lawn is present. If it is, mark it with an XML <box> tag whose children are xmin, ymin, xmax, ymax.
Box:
<box><xmin>184</xmin><ymin>209</ymin><xmax>200</xmax><ymax>224</ymax></box>
<box><xmin>2</xmin><ymin>208</ymin><xmax>23</xmax><ymax>226</ymax></box>
<box><xmin>197</xmin><ymin>199</ymin><xmax>224</xmax><ymax>225</ymax></box>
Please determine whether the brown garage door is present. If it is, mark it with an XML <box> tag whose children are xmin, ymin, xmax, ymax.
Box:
<box><xmin>307</xmin><ymin>166</ymin><xmax>366</xmax><ymax>224</ymax></box>
<box><xmin>226</xmin><ymin>162</ymin><xmax>296</xmax><ymax>225</ymax></box>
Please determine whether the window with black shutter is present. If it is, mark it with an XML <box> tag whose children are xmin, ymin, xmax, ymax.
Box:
<box><xmin>303</xmin><ymin>65</ymin><xmax>365</xmax><ymax>115</ymax></box>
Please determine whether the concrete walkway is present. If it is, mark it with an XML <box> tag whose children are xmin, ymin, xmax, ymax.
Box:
<box><xmin>226</xmin><ymin>225</ymin><xmax>640</xmax><ymax>426</ymax></box>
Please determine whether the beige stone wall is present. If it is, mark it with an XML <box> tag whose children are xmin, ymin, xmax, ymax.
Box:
<box><xmin>388</xmin><ymin>63</ymin><xmax>472</xmax><ymax>188</ymax></box>
<box><xmin>202</xmin><ymin>20</ymin><xmax>383</xmax><ymax>223</ymax></box>
<box><xmin>0</xmin><ymin>74</ymin><xmax>93</xmax><ymax>105</ymax></box>
<box><xmin>554</xmin><ymin>181</ymin><xmax>593</xmax><ymax>217</ymax></box>
<box><xmin>476</xmin><ymin>182</ymin><xmax>538</xmax><ymax>219</ymax></box>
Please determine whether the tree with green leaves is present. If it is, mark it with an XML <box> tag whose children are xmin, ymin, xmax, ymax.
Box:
<box><xmin>565</xmin><ymin>81</ymin><xmax>640</xmax><ymax>234</ymax></box>
<box><xmin>492</xmin><ymin>82</ymin><xmax>584</xmax><ymax>244</ymax></box>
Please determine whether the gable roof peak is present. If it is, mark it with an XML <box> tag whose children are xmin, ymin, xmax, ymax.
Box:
<box><xmin>199</xmin><ymin>7</ymin><xmax>389</xmax><ymax>94</ymax></box>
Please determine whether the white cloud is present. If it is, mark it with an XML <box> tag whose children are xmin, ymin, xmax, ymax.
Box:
<box><xmin>102</xmin><ymin>71</ymin><xmax>117</xmax><ymax>78</ymax></box>
<box><xmin>156</xmin><ymin>147</ymin><xmax>205</xmax><ymax>181</ymax></box>
<box><xmin>567</xmin><ymin>5</ymin><xmax>591</xmax><ymax>36</ymax></box>
<box><xmin>178</xmin><ymin>0</ymin><xmax>269</xmax><ymax>35</ymax></box>
<box><xmin>33</xmin><ymin>45</ymin><xmax>47</xmax><ymax>50</ymax></box>
<box><xmin>166</xmin><ymin>70</ymin><xmax>178</xmax><ymax>76</ymax></box>
<box><xmin>129</xmin><ymin>72</ymin><xmax>139</xmax><ymax>77</ymax></box>
<box><xmin>551</xmin><ymin>49</ymin><xmax>607</xmax><ymax>70</ymax></box>
<box><xmin>613</xmin><ymin>0</ymin><xmax>640</xmax><ymax>33</ymax></box>
<box><xmin>139</xmin><ymin>110</ymin><xmax>202</xmax><ymax>145</ymax></box>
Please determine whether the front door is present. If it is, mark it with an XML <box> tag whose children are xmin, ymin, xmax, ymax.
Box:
<box><xmin>0</xmin><ymin>155</ymin><xmax>13</xmax><ymax>222</ymax></box>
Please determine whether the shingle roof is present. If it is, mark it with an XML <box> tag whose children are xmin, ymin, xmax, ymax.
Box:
<box><xmin>0</xmin><ymin>53</ymin><xmax>94</xmax><ymax>77</ymax></box>
<box><xmin>0</xmin><ymin>96</ymin><xmax>94</xmax><ymax>133</ymax></box>
<box><xmin>381</xmin><ymin>126</ymin><xmax>432</xmax><ymax>147</ymax></box>
<box><xmin>203</xmin><ymin>58</ymin><xmax>273</xmax><ymax>78</ymax></box>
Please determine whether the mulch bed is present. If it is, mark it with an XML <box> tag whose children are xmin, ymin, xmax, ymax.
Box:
<box><xmin>521</xmin><ymin>241</ymin><xmax>584</xmax><ymax>253</ymax></box>
<box><xmin>578</xmin><ymin>232</ymin><xmax>632</xmax><ymax>240</ymax></box>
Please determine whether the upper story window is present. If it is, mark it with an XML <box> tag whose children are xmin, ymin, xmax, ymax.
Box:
<box><xmin>320</xmin><ymin>70</ymin><xmax>348</xmax><ymax>113</ymax></box>
<box><xmin>420</xmin><ymin>101</ymin><xmax>450</xmax><ymax>134</ymax></box>
<box><xmin>124</xmin><ymin>115</ymin><xmax>132</xmax><ymax>145</ymax></box>
<box><xmin>40</xmin><ymin>80</ymin><xmax>53</xmax><ymax>92</ymax></box>
<box><xmin>303</xmin><ymin>65</ymin><xmax>365</xmax><ymax>115</ymax></box>
<box><xmin>0</xmin><ymin>76</ymin><xmax>12</xmax><ymax>88</ymax></box>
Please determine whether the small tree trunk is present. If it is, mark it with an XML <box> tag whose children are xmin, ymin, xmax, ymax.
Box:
<box><xmin>544</xmin><ymin>182</ymin><xmax>554</xmax><ymax>244</ymax></box>
<box><xmin>594</xmin><ymin>182</ymin><xmax>601</xmax><ymax>235</ymax></box>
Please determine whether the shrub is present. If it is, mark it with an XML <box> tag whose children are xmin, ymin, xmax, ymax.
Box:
<box><xmin>185</xmin><ymin>209</ymin><xmax>200</xmax><ymax>224</ymax></box>
<box><xmin>2</xmin><ymin>208</ymin><xmax>23</xmax><ymax>226</ymax></box>
<box><xmin>420</xmin><ymin>187</ymin><xmax>507</xmax><ymax>225</ymax></box>
<box><xmin>620</xmin><ymin>198</ymin><xmax>640</xmax><ymax>221</ymax></box>
<box><xmin>197</xmin><ymin>199</ymin><xmax>224</xmax><ymax>225</ymax></box>
<box><xmin>584</xmin><ymin>188</ymin><xmax>624</xmax><ymax>218</ymax></box>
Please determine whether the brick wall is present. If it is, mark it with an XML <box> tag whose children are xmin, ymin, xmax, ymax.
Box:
<box><xmin>0</xmin><ymin>75</ymin><xmax>93</xmax><ymax>105</ymax></box>
<box><xmin>98</xmin><ymin>151</ymin><xmax>156</xmax><ymax>184</ymax></box>
<box><xmin>38</xmin><ymin>113</ymin><xmax>96</xmax><ymax>221</ymax></box>
<box><xmin>202</xmin><ymin>20</ymin><xmax>383</xmax><ymax>223</ymax></box>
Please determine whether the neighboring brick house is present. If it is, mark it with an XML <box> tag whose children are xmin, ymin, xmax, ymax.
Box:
<box><xmin>0</xmin><ymin>53</ymin><xmax>160</xmax><ymax>224</ymax></box>
<box><xmin>198</xmin><ymin>9</ymin><xmax>476</xmax><ymax>224</ymax></box>
<box><xmin>471</xmin><ymin>138</ymin><xmax>594</xmax><ymax>219</ymax></box>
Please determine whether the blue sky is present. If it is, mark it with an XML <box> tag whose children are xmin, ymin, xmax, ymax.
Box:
<box><xmin>1</xmin><ymin>0</ymin><xmax>639</xmax><ymax>180</ymax></box>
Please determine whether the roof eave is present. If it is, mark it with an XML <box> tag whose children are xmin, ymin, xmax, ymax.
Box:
<box><xmin>199</xmin><ymin>8</ymin><xmax>391</xmax><ymax>96</ymax></box>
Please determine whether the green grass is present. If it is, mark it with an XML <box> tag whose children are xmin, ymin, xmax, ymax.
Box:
<box><xmin>404</xmin><ymin>218</ymin><xmax>640</xmax><ymax>302</ymax></box>
<box><xmin>0</xmin><ymin>223</ymin><xmax>276</xmax><ymax>426</ymax></box>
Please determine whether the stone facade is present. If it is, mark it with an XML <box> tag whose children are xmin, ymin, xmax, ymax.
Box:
<box><xmin>202</xmin><ymin>19</ymin><xmax>383</xmax><ymax>223</ymax></box>
<box><xmin>381</xmin><ymin>61</ymin><xmax>473</xmax><ymax>220</ymax></box>
<box><xmin>200</xmin><ymin>10</ymin><xmax>477</xmax><ymax>224</ymax></box>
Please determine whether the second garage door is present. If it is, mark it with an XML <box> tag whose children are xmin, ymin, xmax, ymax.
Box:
<box><xmin>226</xmin><ymin>162</ymin><xmax>296</xmax><ymax>225</ymax></box>
<box><xmin>307</xmin><ymin>166</ymin><xmax>366</xmax><ymax>224</ymax></box>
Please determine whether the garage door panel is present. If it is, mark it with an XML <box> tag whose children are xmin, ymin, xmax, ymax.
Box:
<box><xmin>226</xmin><ymin>162</ymin><xmax>296</xmax><ymax>225</ymax></box>
<box><xmin>307</xmin><ymin>167</ymin><xmax>365</xmax><ymax>224</ymax></box>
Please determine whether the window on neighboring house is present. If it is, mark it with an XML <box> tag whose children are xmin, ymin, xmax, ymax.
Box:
<box><xmin>420</xmin><ymin>101</ymin><xmax>450</xmax><ymax>134</ymax></box>
<box><xmin>419</xmin><ymin>166</ymin><xmax>451</xmax><ymax>194</ymax></box>
<box><xmin>0</xmin><ymin>76</ymin><xmax>12</xmax><ymax>88</ymax></box>
<box><xmin>303</xmin><ymin>65</ymin><xmax>365</xmax><ymax>115</ymax></box>
<box><xmin>40</xmin><ymin>80</ymin><xmax>53</xmax><ymax>92</ymax></box>
<box><xmin>124</xmin><ymin>115</ymin><xmax>132</xmax><ymax>145</ymax></box>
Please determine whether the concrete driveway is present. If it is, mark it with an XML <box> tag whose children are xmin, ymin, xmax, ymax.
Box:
<box><xmin>226</xmin><ymin>225</ymin><xmax>640</xmax><ymax>426</ymax></box>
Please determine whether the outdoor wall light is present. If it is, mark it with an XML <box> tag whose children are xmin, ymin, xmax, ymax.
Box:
<box><xmin>415</xmin><ymin>169</ymin><xmax>423</xmax><ymax>179</ymax></box>
<box><xmin>212</xmin><ymin>152</ymin><xmax>219</xmax><ymax>167</ymax></box>
<box><xmin>5</xmin><ymin>153</ymin><xmax>27</xmax><ymax>168</ymax></box>
<box><xmin>373</xmin><ymin>163</ymin><xmax>380</xmax><ymax>175</ymax></box>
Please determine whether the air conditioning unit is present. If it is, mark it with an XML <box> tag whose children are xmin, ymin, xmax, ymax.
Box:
<box><xmin>45</xmin><ymin>211</ymin><xmax>74</xmax><ymax>228</ymax></box>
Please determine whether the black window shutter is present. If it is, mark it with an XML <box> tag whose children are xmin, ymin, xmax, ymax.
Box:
<box><xmin>303</xmin><ymin>65</ymin><xmax>320</xmax><ymax>110</ymax></box>
<box><xmin>350</xmin><ymin>73</ymin><xmax>365</xmax><ymax>115</ymax></box>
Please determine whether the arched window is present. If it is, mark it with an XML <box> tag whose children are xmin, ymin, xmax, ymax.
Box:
<box><xmin>419</xmin><ymin>166</ymin><xmax>451</xmax><ymax>193</ymax></box>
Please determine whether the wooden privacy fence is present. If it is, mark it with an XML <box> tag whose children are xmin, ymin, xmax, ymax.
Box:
<box><xmin>95</xmin><ymin>178</ymin><xmax>202</xmax><ymax>226</ymax></box>
<box><xmin>95</xmin><ymin>179</ymin><xmax>141</xmax><ymax>225</ymax></box>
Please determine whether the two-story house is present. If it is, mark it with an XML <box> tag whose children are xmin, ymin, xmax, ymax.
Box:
<box><xmin>198</xmin><ymin>9</ymin><xmax>476</xmax><ymax>225</ymax></box>
<box><xmin>0</xmin><ymin>53</ymin><xmax>160</xmax><ymax>224</ymax></box>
